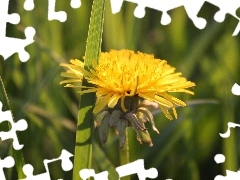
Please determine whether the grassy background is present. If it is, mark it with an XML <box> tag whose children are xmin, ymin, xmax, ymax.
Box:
<box><xmin>0</xmin><ymin>1</ymin><xmax>240</xmax><ymax>179</ymax></box>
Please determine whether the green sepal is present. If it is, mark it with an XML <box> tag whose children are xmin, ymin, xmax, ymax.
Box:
<box><xmin>109</xmin><ymin>110</ymin><xmax>123</xmax><ymax>127</ymax></box>
<box><xmin>99</xmin><ymin>114</ymin><xmax>111</xmax><ymax>146</ymax></box>
<box><xmin>116</xmin><ymin>119</ymin><xmax>128</xmax><ymax>149</ymax></box>
<box><xmin>137</xmin><ymin>106</ymin><xmax>159</xmax><ymax>134</ymax></box>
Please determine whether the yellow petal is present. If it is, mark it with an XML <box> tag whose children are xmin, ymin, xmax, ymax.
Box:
<box><xmin>121</xmin><ymin>96</ymin><xmax>128</xmax><ymax>112</ymax></box>
<box><xmin>77</xmin><ymin>88</ymin><xmax>98</xmax><ymax>94</ymax></box>
<box><xmin>172</xmin><ymin>107</ymin><xmax>177</xmax><ymax>119</ymax></box>
<box><xmin>93</xmin><ymin>94</ymin><xmax>113</xmax><ymax>114</ymax></box>
<box><xmin>139</xmin><ymin>93</ymin><xmax>173</xmax><ymax>108</ymax></box>
<box><xmin>60</xmin><ymin>79</ymin><xmax>82</xmax><ymax>85</ymax></box>
<box><xmin>108</xmin><ymin>94</ymin><xmax>121</xmax><ymax>108</ymax></box>
<box><xmin>159</xmin><ymin>105</ymin><xmax>173</xmax><ymax>120</ymax></box>
<box><xmin>161</xmin><ymin>93</ymin><xmax>186</xmax><ymax>107</ymax></box>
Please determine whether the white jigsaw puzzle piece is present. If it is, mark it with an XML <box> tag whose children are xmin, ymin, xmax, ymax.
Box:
<box><xmin>71</xmin><ymin>0</ymin><xmax>81</xmax><ymax>9</ymax></box>
<box><xmin>20</xmin><ymin>149</ymin><xmax>73</xmax><ymax>180</ymax></box>
<box><xmin>111</xmin><ymin>0</ymin><xmax>185</xmax><ymax>25</ymax></box>
<box><xmin>43</xmin><ymin>149</ymin><xmax>74</xmax><ymax>171</ymax></box>
<box><xmin>24</xmin><ymin>0</ymin><xmax>81</xmax><ymax>20</ymax></box>
<box><xmin>110</xmin><ymin>0</ymin><xmax>240</xmax><ymax>35</ymax></box>
<box><xmin>213</xmin><ymin>85</ymin><xmax>240</xmax><ymax>180</ymax></box>
<box><xmin>231</xmin><ymin>83</ymin><xmax>240</xmax><ymax>96</ymax></box>
<box><xmin>207</xmin><ymin>0</ymin><xmax>240</xmax><ymax>36</ymax></box>
<box><xmin>0</xmin><ymin>0</ymin><xmax>36</xmax><ymax>62</ymax></box>
<box><xmin>0</xmin><ymin>101</ymin><xmax>28</xmax><ymax>150</ymax></box>
<box><xmin>110</xmin><ymin>0</ymin><xmax>206</xmax><ymax>28</ymax></box>
<box><xmin>219</xmin><ymin>122</ymin><xmax>240</xmax><ymax>138</ymax></box>
<box><xmin>48</xmin><ymin>0</ymin><xmax>67</xmax><ymax>22</ymax></box>
<box><xmin>116</xmin><ymin>159</ymin><xmax>158</xmax><ymax>180</ymax></box>
<box><xmin>214</xmin><ymin>154</ymin><xmax>226</xmax><ymax>164</ymax></box>
<box><xmin>0</xmin><ymin>156</ymin><xmax>15</xmax><ymax>180</ymax></box>
<box><xmin>24</xmin><ymin>0</ymin><xmax>35</xmax><ymax>11</ymax></box>
<box><xmin>79</xmin><ymin>169</ymin><xmax>109</xmax><ymax>180</ymax></box>
<box><xmin>207</xmin><ymin>0</ymin><xmax>240</xmax><ymax>23</ymax></box>
<box><xmin>215</xmin><ymin>170</ymin><xmax>240</xmax><ymax>180</ymax></box>
<box><xmin>21</xmin><ymin>164</ymin><xmax>50</xmax><ymax>180</ymax></box>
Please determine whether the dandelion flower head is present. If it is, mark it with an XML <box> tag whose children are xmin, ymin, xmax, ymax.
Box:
<box><xmin>60</xmin><ymin>49</ymin><xmax>195</xmax><ymax>120</ymax></box>
<box><xmin>60</xmin><ymin>50</ymin><xmax>195</xmax><ymax>147</ymax></box>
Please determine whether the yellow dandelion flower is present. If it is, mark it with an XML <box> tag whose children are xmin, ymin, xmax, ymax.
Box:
<box><xmin>61</xmin><ymin>50</ymin><xmax>195</xmax><ymax>118</ymax></box>
<box><xmin>60</xmin><ymin>49</ymin><xmax>195</xmax><ymax>147</ymax></box>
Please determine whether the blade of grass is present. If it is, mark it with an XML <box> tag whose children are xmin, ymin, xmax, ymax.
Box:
<box><xmin>222</xmin><ymin>82</ymin><xmax>238</xmax><ymax>172</ymax></box>
<box><xmin>0</xmin><ymin>76</ymin><xmax>25</xmax><ymax>179</ymax></box>
<box><xmin>93</xmin><ymin>139</ymin><xmax>119</xmax><ymax>179</ymax></box>
<box><xmin>73</xmin><ymin>0</ymin><xmax>105</xmax><ymax>179</ymax></box>
<box><xmin>181</xmin><ymin>21</ymin><xmax>226</xmax><ymax>78</ymax></box>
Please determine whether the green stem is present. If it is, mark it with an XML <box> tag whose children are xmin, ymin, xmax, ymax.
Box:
<box><xmin>222</xmin><ymin>82</ymin><xmax>238</xmax><ymax>172</ymax></box>
<box><xmin>120</xmin><ymin>129</ymin><xmax>130</xmax><ymax>180</ymax></box>
<box><xmin>73</xmin><ymin>0</ymin><xmax>105</xmax><ymax>179</ymax></box>
<box><xmin>0</xmin><ymin>76</ymin><xmax>25</xmax><ymax>179</ymax></box>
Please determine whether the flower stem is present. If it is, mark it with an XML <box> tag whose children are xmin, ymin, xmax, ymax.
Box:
<box><xmin>120</xmin><ymin>129</ymin><xmax>130</xmax><ymax>180</ymax></box>
<box><xmin>72</xmin><ymin>0</ymin><xmax>105</xmax><ymax>179</ymax></box>
<box><xmin>0</xmin><ymin>76</ymin><xmax>25</xmax><ymax>179</ymax></box>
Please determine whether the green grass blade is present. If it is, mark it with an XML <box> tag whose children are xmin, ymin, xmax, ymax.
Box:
<box><xmin>0</xmin><ymin>76</ymin><xmax>25</xmax><ymax>179</ymax></box>
<box><xmin>93</xmin><ymin>140</ymin><xmax>119</xmax><ymax>179</ymax></box>
<box><xmin>84</xmin><ymin>0</ymin><xmax>106</xmax><ymax>67</ymax></box>
<box><xmin>73</xmin><ymin>0</ymin><xmax>105</xmax><ymax>179</ymax></box>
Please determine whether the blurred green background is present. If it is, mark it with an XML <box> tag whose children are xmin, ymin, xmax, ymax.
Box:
<box><xmin>0</xmin><ymin>0</ymin><xmax>240</xmax><ymax>179</ymax></box>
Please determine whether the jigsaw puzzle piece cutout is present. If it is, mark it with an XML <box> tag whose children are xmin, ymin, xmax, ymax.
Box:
<box><xmin>197</xmin><ymin>2</ymin><xmax>240</xmax><ymax>36</ymax></box>
<box><xmin>204</xmin><ymin>0</ymin><xmax>240</xmax><ymax>23</ymax></box>
<box><xmin>0</xmin><ymin>118</ymin><xmax>28</xmax><ymax>150</ymax></box>
<box><xmin>0</xmin><ymin>101</ymin><xmax>28</xmax><ymax>150</ymax></box>
<box><xmin>110</xmin><ymin>0</ymin><xmax>182</xmax><ymax>25</ymax></box>
<box><xmin>21</xmin><ymin>149</ymin><xmax>73</xmax><ymax>180</ymax></box>
<box><xmin>111</xmin><ymin>0</ymin><xmax>208</xmax><ymax>28</ymax></box>
<box><xmin>24</xmin><ymin>0</ymin><xmax>35</xmax><ymax>11</ymax></box>
<box><xmin>110</xmin><ymin>0</ymin><xmax>207</xmax><ymax>28</ymax></box>
<box><xmin>214</xmin><ymin>154</ymin><xmax>226</xmax><ymax>164</ymax></box>
<box><xmin>232</xmin><ymin>83</ymin><xmax>240</xmax><ymax>95</ymax></box>
<box><xmin>24</xmin><ymin>0</ymin><xmax>81</xmax><ymax>12</ymax></box>
<box><xmin>214</xmin><ymin>151</ymin><xmax>240</xmax><ymax>179</ymax></box>
<box><xmin>133</xmin><ymin>1</ymin><xmax>171</xmax><ymax>25</ymax></box>
<box><xmin>70</xmin><ymin>0</ymin><xmax>81</xmax><ymax>9</ymax></box>
<box><xmin>109</xmin><ymin>0</ymin><xmax>240</xmax><ymax>35</ymax></box>
<box><xmin>0</xmin><ymin>0</ymin><xmax>20</xmax><ymax>37</ymax></box>
<box><xmin>220</xmin><ymin>8</ymin><xmax>240</xmax><ymax>36</ymax></box>
<box><xmin>48</xmin><ymin>0</ymin><xmax>82</xmax><ymax>21</ymax></box>
<box><xmin>233</xmin><ymin>21</ymin><xmax>240</xmax><ymax>36</ymax></box>
<box><xmin>221</xmin><ymin>13</ymin><xmax>240</xmax><ymax>36</ymax></box>
<box><xmin>219</xmin><ymin>122</ymin><xmax>240</xmax><ymax>138</ymax></box>
<box><xmin>214</xmin><ymin>170</ymin><xmax>240</xmax><ymax>180</ymax></box>
<box><xmin>214</xmin><ymin>131</ymin><xmax>240</xmax><ymax>179</ymax></box>
<box><xmin>182</xmin><ymin>0</ymin><xmax>207</xmax><ymax>29</ymax></box>
<box><xmin>43</xmin><ymin>149</ymin><xmax>74</xmax><ymax>171</ymax></box>
<box><xmin>0</xmin><ymin>0</ymin><xmax>36</xmax><ymax>62</ymax></box>
<box><xmin>0</xmin><ymin>27</ymin><xmax>36</xmax><ymax>62</ymax></box>
<box><xmin>48</xmin><ymin>0</ymin><xmax>67</xmax><ymax>22</ymax></box>
<box><xmin>195</xmin><ymin>1</ymin><xmax>220</xmax><ymax>25</ymax></box>
<box><xmin>0</xmin><ymin>156</ymin><xmax>15</xmax><ymax>180</ymax></box>
<box><xmin>206</xmin><ymin>0</ymin><xmax>240</xmax><ymax>36</ymax></box>
<box><xmin>110</xmin><ymin>0</ymin><xmax>124</xmax><ymax>14</ymax></box>
<box><xmin>79</xmin><ymin>169</ymin><xmax>109</xmax><ymax>180</ymax></box>
<box><xmin>21</xmin><ymin>164</ymin><xmax>50</xmax><ymax>180</ymax></box>
<box><xmin>116</xmin><ymin>159</ymin><xmax>158</xmax><ymax>180</ymax></box>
